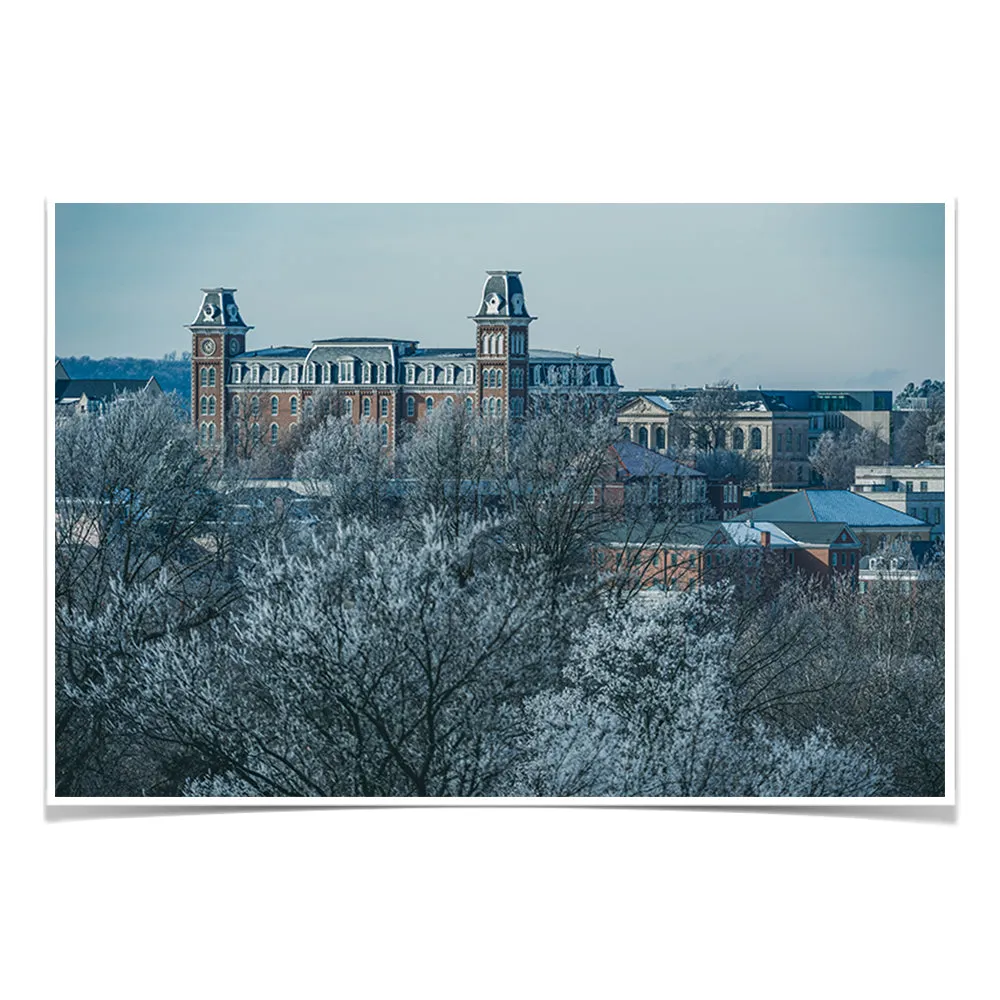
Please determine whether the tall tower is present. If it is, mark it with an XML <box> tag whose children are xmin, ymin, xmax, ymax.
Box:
<box><xmin>187</xmin><ymin>288</ymin><xmax>252</xmax><ymax>456</ymax></box>
<box><xmin>471</xmin><ymin>270</ymin><xmax>533</xmax><ymax>420</ymax></box>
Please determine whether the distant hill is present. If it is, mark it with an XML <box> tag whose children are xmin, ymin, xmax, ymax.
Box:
<box><xmin>58</xmin><ymin>356</ymin><xmax>191</xmax><ymax>406</ymax></box>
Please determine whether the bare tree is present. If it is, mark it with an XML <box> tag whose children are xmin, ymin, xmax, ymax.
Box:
<box><xmin>810</xmin><ymin>426</ymin><xmax>889</xmax><ymax>488</ymax></box>
<box><xmin>680</xmin><ymin>381</ymin><xmax>741</xmax><ymax>450</ymax></box>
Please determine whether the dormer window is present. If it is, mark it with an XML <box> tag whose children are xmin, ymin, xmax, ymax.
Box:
<box><xmin>322</xmin><ymin>362</ymin><xmax>331</xmax><ymax>384</ymax></box>
<box><xmin>424</xmin><ymin>365</ymin><xmax>435</xmax><ymax>385</ymax></box>
<box><xmin>445</xmin><ymin>365</ymin><xmax>455</xmax><ymax>385</ymax></box>
<box><xmin>405</xmin><ymin>365</ymin><xmax>415</xmax><ymax>384</ymax></box>
<box><xmin>465</xmin><ymin>365</ymin><xmax>475</xmax><ymax>385</ymax></box>
<box><xmin>362</xmin><ymin>362</ymin><xmax>371</xmax><ymax>383</ymax></box>
<box><xmin>270</xmin><ymin>364</ymin><xmax>279</xmax><ymax>383</ymax></box>
<box><xmin>231</xmin><ymin>364</ymin><xmax>242</xmax><ymax>383</ymax></box>
<box><xmin>290</xmin><ymin>365</ymin><xmax>300</xmax><ymax>384</ymax></box>
<box><xmin>339</xmin><ymin>360</ymin><xmax>355</xmax><ymax>383</ymax></box>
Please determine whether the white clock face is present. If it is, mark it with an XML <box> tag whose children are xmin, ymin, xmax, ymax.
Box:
<box><xmin>201</xmin><ymin>338</ymin><xmax>216</xmax><ymax>355</ymax></box>
<box><xmin>229</xmin><ymin>338</ymin><xmax>241</xmax><ymax>353</ymax></box>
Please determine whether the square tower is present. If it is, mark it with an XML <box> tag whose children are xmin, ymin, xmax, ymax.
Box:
<box><xmin>471</xmin><ymin>270</ymin><xmax>532</xmax><ymax>421</ymax></box>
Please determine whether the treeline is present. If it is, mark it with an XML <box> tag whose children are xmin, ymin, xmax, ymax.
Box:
<box><xmin>54</xmin><ymin>394</ymin><xmax>945</xmax><ymax>798</ymax></box>
<box><xmin>59</xmin><ymin>356</ymin><xmax>192</xmax><ymax>403</ymax></box>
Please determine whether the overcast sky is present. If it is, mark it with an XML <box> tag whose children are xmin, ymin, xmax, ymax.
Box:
<box><xmin>54</xmin><ymin>203</ymin><xmax>945</xmax><ymax>392</ymax></box>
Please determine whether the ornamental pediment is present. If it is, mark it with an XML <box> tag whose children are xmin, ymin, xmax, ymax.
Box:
<box><xmin>621</xmin><ymin>397</ymin><xmax>672</xmax><ymax>417</ymax></box>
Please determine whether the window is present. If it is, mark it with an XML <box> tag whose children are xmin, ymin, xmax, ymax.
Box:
<box><xmin>305</xmin><ymin>397</ymin><xmax>314</xmax><ymax>416</ymax></box>
<box><xmin>251</xmin><ymin>422</ymin><xmax>260</xmax><ymax>442</ymax></box>
<box><xmin>208</xmin><ymin>423</ymin><xmax>216</xmax><ymax>442</ymax></box>
<box><xmin>512</xmin><ymin>368</ymin><xmax>523</xmax><ymax>389</ymax></box>
<box><xmin>199</xmin><ymin>422</ymin><xmax>207</xmax><ymax>444</ymax></box>
<box><xmin>671</xmin><ymin>553</ymin><xmax>678</xmax><ymax>566</ymax></box>
<box><xmin>376</xmin><ymin>397</ymin><xmax>386</xmax><ymax>417</ymax></box>
<box><xmin>496</xmin><ymin>399</ymin><xmax>503</xmax><ymax>417</ymax></box>
<box><xmin>252</xmin><ymin>365</ymin><xmax>261</xmax><ymax>383</ymax></box>
<box><xmin>446</xmin><ymin>365</ymin><xmax>455</xmax><ymax>385</ymax></box>
<box><xmin>362</xmin><ymin>363</ymin><xmax>371</xmax><ymax>383</ymax></box>
<box><xmin>497</xmin><ymin>370</ymin><xmax>503</xmax><ymax>388</ymax></box>
<box><xmin>776</xmin><ymin>435</ymin><xmax>782</xmax><ymax>453</ymax></box>
<box><xmin>323</xmin><ymin>363</ymin><xmax>331</xmax><ymax>384</ymax></box>
<box><xmin>251</xmin><ymin>396</ymin><xmax>260</xmax><ymax>416</ymax></box>
<box><xmin>424</xmin><ymin>366</ymin><xmax>435</xmax><ymax>385</ymax></box>
<box><xmin>270</xmin><ymin>365</ymin><xmax>279</xmax><ymax>383</ymax></box>
<box><xmin>406</xmin><ymin>397</ymin><xmax>415</xmax><ymax>418</ymax></box>
<box><xmin>200</xmin><ymin>369</ymin><xmax>208</xmax><ymax>387</ymax></box>
<box><xmin>271</xmin><ymin>396</ymin><xmax>279</xmax><ymax>416</ymax></box>
<box><xmin>270</xmin><ymin>423</ymin><xmax>278</xmax><ymax>444</ymax></box>
<box><xmin>200</xmin><ymin>396</ymin><xmax>208</xmax><ymax>415</ymax></box>
<box><xmin>465</xmin><ymin>398</ymin><xmax>473</xmax><ymax>415</ymax></box>
<box><xmin>906</xmin><ymin>481</ymin><xmax>913</xmax><ymax>492</ymax></box>
<box><xmin>426</xmin><ymin>397</ymin><xmax>434</xmax><ymax>412</ymax></box>
<box><xmin>290</xmin><ymin>397</ymin><xmax>298</xmax><ymax>415</ymax></box>
<box><xmin>344</xmin><ymin>398</ymin><xmax>353</xmax><ymax>417</ymax></box>
<box><xmin>290</xmin><ymin>365</ymin><xmax>299</xmax><ymax>384</ymax></box>
<box><xmin>233</xmin><ymin>397</ymin><xmax>240</xmax><ymax>417</ymax></box>
<box><xmin>920</xmin><ymin>481</ymin><xmax>928</xmax><ymax>492</ymax></box>
<box><xmin>732</xmin><ymin>427</ymin><xmax>744</xmax><ymax>450</ymax></box>
<box><xmin>208</xmin><ymin>397</ymin><xmax>216</xmax><ymax>416</ymax></box>
<box><xmin>445</xmin><ymin>396</ymin><xmax>454</xmax><ymax>409</ymax></box>
<box><xmin>380</xmin><ymin>423</ymin><xmax>388</xmax><ymax>447</ymax></box>
<box><xmin>231</xmin><ymin>365</ymin><xmax>241</xmax><ymax>383</ymax></box>
<box><xmin>362</xmin><ymin>397</ymin><xmax>371</xmax><ymax>417</ymax></box>
<box><xmin>511</xmin><ymin>397</ymin><xmax>523</xmax><ymax>417</ymax></box>
<box><xmin>831</xmin><ymin>552</ymin><xmax>838</xmax><ymax>567</ymax></box>
<box><xmin>405</xmin><ymin>365</ymin><xmax>415</xmax><ymax>384</ymax></box>
<box><xmin>850</xmin><ymin>552</ymin><xmax>856</xmax><ymax>566</ymax></box>
<box><xmin>750</xmin><ymin>427</ymin><xmax>762</xmax><ymax>449</ymax></box>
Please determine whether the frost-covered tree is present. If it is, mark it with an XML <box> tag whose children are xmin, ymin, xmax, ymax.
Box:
<box><xmin>54</xmin><ymin>392</ymin><xmax>254</xmax><ymax>794</ymax></box>
<box><xmin>810</xmin><ymin>427</ymin><xmax>889</xmax><ymax>488</ymax></box>
<box><xmin>292</xmin><ymin>415</ymin><xmax>391</xmax><ymax>524</ymax></box>
<box><xmin>118</xmin><ymin>515</ymin><xmax>558</xmax><ymax>796</ymax></box>
<box><xmin>507</xmin><ymin>591</ymin><xmax>885</xmax><ymax>796</ymax></box>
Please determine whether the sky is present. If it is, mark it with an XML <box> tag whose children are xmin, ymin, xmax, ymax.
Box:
<box><xmin>54</xmin><ymin>203</ymin><xmax>945</xmax><ymax>393</ymax></box>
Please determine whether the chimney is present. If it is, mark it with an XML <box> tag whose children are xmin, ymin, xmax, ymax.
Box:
<box><xmin>759</xmin><ymin>530</ymin><xmax>771</xmax><ymax>548</ymax></box>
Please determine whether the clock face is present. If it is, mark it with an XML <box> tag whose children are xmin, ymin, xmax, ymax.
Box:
<box><xmin>229</xmin><ymin>338</ymin><xmax>241</xmax><ymax>353</ymax></box>
<box><xmin>201</xmin><ymin>338</ymin><xmax>216</xmax><ymax>356</ymax></box>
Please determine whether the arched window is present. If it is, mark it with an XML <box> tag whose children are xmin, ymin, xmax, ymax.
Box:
<box><xmin>732</xmin><ymin>427</ymin><xmax>744</xmax><ymax>450</ymax></box>
<box><xmin>655</xmin><ymin>426</ymin><xmax>666</xmax><ymax>451</ymax></box>
<box><xmin>488</xmin><ymin>398</ymin><xmax>495</xmax><ymax>416</ymax></box>
<box><xmin>786</xmin><ymin>428</ymin><xmax>793</xmax><ymax>450</ymax></box>
<box><xmin>362</xmin><ymin>397</ymin><xmax>371</xmax><ymax>417</ymax></box>
<box><xmin>638</xmin><ymin>426</ymin><xmax>649</xmax><ymax>447</ymax></box>
<box><xmin>231</xmin><ymin>365</ymin><xmax>242</xmax><ymax>383</ymax></box>
<box><xmin>233</xmin><ymin>397</ymin><xmax>240</xmax><ymax>417</ymax></box>
<box><xmin>344</xmin><ymin>398</ymin><xmax>353</xmax><ymax>417</ymax></box>
<box><xmin>406</xmin><ymin>397</ymin><xmax>415</xmax><ymax>418</ymax></box>
<box><xmin>270</xmin><ymin>423</ymin><xmax>278</xmax><ymax>444</ymax></box>
<box><xmin>425</xmin><ymin>397</ymin><xmax>434</xmax><ymax>412</ymax></box>
<box><xmin>208</xmin><ymin>368</ymin><xmax>216</xmax><ymax>387</ymax></box>
<box><xmin>445</xmin><ymin>396</ymin><xmax>454</xmax><ymax>409</ymax></box>
<box><xmin>290</xmin><ymin>397</ymin><xmax>298</xmax><ymax>415</ymax></box>
<box><xmin>208</xmin><ymin>397</ymin><xmax>216</xmax><ymax>416</ymax></box>
<box><xmin>200</xmin><ymin>422</ymin><xmax>208</xmax><ymax>444</ymax></box>
<box><xmin>208</xmin><ymin>423</ymin><xmax>216</xmax><ymax>442</ymax></box>
<box><xmin>465</xmin><ymin>398</ymin><xmax>473</xmax><ymax>415</ymax></box>
<box><xmin>200</xmin><ymin>369</ymin><xmax>208</xmax><ymax>387</ymax></box>
<box><xmin>750</xmin><ymin>427</ymin><xmax>762</xmax><ymax>449</ymax></box>
<box><xmin>305</xmin><ymin>397</ymin><xmax>314</xmax><ymax>416</ymax></box>
<box><xmin>380</xmin><ymin>423</ymin><xmax>388</xmax><ymax>447</ymax></box>
<box><xmin>251</xmin><ymin>396</ymin><xmax>260</xmax><ymax>416</ymax></box>
<box><xmin>362</xmin><ymin>363</ymin><xmax>371</xmax><ymax>383</ymax></box>
<box><xmin>271</xmin><ymin>396</ymin><xmax>279</xmax><ymax>416</ymax></box>
<box><xmin>251</xmin><ymin>422</ymin><xmax>260</xmax><ymax>442</ymax></box>
<box><xmin>200</xmin><ymin>396</ymin><xmax>208</xmax><ymax>415</ymax></box>
<box><xmin>380</xmin><ymin>398</ymin><xmax>388</xmax><ymax>417</ymax></box>
<box><xmin>488</xmin><ymin>369</ymin><xmax>495</xmax><ymax>388</ymax></box>
<box><xmin>497</xmin><ymin>334</ymin><xmax>504</xmax><ymax>354</ymax></box>
<box><xmin>496</xmin><ymin>399</ymin><xmax>502</xmax><ymax>417</ymax></box>
<box><xmin>497</xmin><ymin>370</ymin><xmax>503</xmax><ymax>388</ymax></box>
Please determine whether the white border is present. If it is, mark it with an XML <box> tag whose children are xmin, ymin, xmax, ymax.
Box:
<box><xmin>46</xmin><ymin>203</ymin><xmax>955</xmax><ymax>808</ymax></box>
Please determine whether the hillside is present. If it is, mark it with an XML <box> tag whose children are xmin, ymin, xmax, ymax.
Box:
<box><xmin>58</xmin><ymin>356</ymin><xmax>191</xmax><ymax>406</ymax></box>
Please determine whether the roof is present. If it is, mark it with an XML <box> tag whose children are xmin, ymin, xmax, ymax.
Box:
<box><xmin>735</xmin><ymin>490</ymin><xmax>928</xmax><ymax>527</ymax></box>
<box><xmin>610</xmin><ymin>440</ymin><xmax>705</xmax><ymax>479</ymax></box>
<box><xmin>599</xmin><ymin>521</ymin><xmax>723</xmax><ymax>548</ymax></box>
<box><xmin>472</xmin><ymin>271</ymin><xmax>534</xmax><ymax>320</ymax></box>
<box><xmin>766</xmin><ymin>521</ymin><xmax>860</xmax><ymax>546</ymax></box>
<box><xmin>232</xmin><ymin>347</ymin><xmax>310</xmax><ymax>360</ymax></box>
<box><xmin>528</xmin><ymin>348</ymin><xmax>611</xmax><ymax>362</ymax></box>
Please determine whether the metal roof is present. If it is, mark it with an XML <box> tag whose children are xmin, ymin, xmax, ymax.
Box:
<box><xmin>736</xmin><ymin>490</ymin><xmax>928</xmax><ymax>527</ymax></box>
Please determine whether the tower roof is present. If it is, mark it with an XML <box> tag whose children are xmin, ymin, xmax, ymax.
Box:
<box><xmin>471</xmin><ymin>270</ymin><xmax>534</xmax><ymax>321</ymax></box>
<box><xmin>187</xmin><ymin>288</ymin><xmax>253</xmax><ymax>330</ymax></box>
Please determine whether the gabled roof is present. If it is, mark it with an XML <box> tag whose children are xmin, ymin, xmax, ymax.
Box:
<box><xmin>736</xmin><ymin>489</ymin><xmax>928</xmax><ymax>527</ymax></box>
<box><xmin>767</xmin><ymin>521</ymin><xmax>860</xmax><ymax>546</ymax></box>
<box><xmin>610</xmin><ymin>440</ymin><xmax>705</xmax><ymax>479</ymax></box>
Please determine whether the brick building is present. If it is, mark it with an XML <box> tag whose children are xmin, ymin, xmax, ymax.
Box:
<box><xmin>189</xmin><ymin>272</ymin><xmax>620</xmax><ymax>461</ymax></box>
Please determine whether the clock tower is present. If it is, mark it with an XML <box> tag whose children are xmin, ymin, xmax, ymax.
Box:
<box><xmin>187</xmin><ymin>287</ymin><xmax>252</xmax><ymax>457</ymax></box>
<box><xmin>471</xmin><ymin>271</ymin><xmax>533</xmax><ymax>421</ymax></box>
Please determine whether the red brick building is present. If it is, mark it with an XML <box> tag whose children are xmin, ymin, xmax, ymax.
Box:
<box><xmin>190</xmin><ymin>272</ymin><xmax>620</xmax><ymax>461</ymax></box>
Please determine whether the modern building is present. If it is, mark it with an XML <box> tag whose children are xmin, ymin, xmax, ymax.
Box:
<box><xmin>55</xmin><ymin>360</ymin><xmax>162</xmax><ymax>416</ymax></box>
<box><xmin>852</xmin><ymin>463</ymin><xmax>945</xmax><ymax>539</ymax></box>
<box><xmin>735</xmin><ymin>488</ymin><xmax>931</xmax><ymax>553</ymax></box>
<box><xmin>189</xmin><ymin>273</ymin><xmax>620</xmax><ymax>460</ymax></box>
